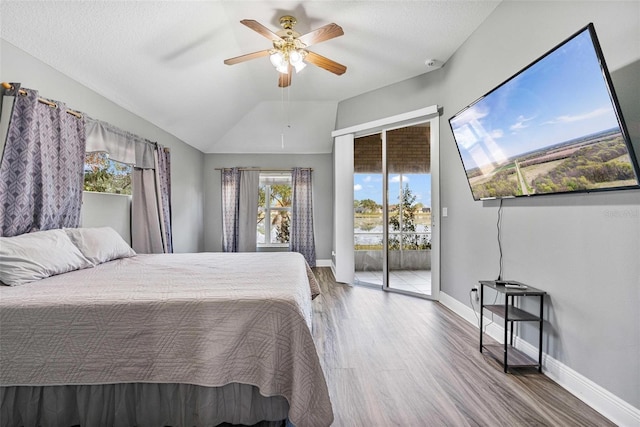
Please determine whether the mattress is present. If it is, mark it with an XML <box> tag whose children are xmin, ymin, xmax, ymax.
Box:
<box><xmin>0</xmin><ymin>252</ymin><xmax>332</xmax><ymax>427</ymax></box>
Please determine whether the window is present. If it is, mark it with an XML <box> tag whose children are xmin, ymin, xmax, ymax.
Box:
<box><xmin>257</xmin><ymin>173</ymin><xmax>291</xmax><ymax>246</ymax></box>
<box><xmin>84</xmin><ymin>152</ymin><xmax>132</xmax><ymax>195</ymax></box>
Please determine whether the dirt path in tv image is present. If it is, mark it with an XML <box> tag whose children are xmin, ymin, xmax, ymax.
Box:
<box><xmin>514</xmin><ymin>160</ymin><xmax>530</xmax><ymax>196</ymax></box>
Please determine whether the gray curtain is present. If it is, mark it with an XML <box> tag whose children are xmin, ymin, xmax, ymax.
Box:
<box><xmin>85</xmin><ymin>117</ymin><xmax>135</xmax><ymax>165</ymax></box>
<box><xmin>132</xmin><ymin>145</ymin><xmax>172</xmax><ymax>254</ymax></box>
<box><xmin>222</xmin><ymin>168</ymin><xmax>259</xmax><ymax>252</ymax></box>
<box><xmin>221</xmin><ymin>168</ymin><xmax>240</xmax><ymax>252</ymax></box>
<box><xmin>0</xmin><ymin>86</ymin><xmax>86</xmax><ymax>237</ymax></box>
<box><xmin>290</xmin><ymin>168</ymin><xmax>316</xmax><ymax>266</ymax></box>
<box><xmin>238</xmin><ymin>170</ymin><xmax>259</xmax><ymax>252</ymax></box>
<box><xmin>85</xmin><ymin>117</ymin><xmax>155</xmax><ymax>168</ymax></box>
<box><xmin>132</xmin><ymin>168</ymin><xmax>163</xmax><ymax>253</ymax></box>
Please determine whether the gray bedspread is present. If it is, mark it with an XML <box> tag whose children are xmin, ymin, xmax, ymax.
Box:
<box><xmin>0</xmin><ymin>252</ymin><xmax>332</xmax><ymax>427</ymax></box>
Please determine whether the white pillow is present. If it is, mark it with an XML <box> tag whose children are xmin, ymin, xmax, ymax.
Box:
<box><xmin>0</xmin><ymin>229</ymin><xmax>94</xmax><ymax>286</ymax></box>
<box><xmin>64</xmin><ymin>227</ymin><xmax>136</xmax><ymax>265</ymax></box>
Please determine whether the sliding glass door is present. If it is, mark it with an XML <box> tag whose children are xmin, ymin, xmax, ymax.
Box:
<box><xmin>353</xmin><ymin>133</ymin><xmax>383</xmax><ymax>285</ymax></box>
<box><xmin>385</xmin><ymin>125</ymin><xmax>432</xmax><ymax>296</ymax></box>
<box><xmin>353</xmin><ymin>124</ymin><xmax>433</xmax><ymax>298</ymax></box>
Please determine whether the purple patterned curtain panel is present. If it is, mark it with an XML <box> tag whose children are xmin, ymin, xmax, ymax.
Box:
<box><xmin>156</xmin><ymin>145</ymin><xmax>173</xmax><ymax>253</ymax></box>
<box><xmin>0</xmin><ymin>87</ymin><xmax>86</xmax><ymax>237</ymax></box>
<box><xmin>221</xmin><ymin>167</ymin><xmax>240</xmax><ymax>252</ymax></box>
<box><xmin>290</xmin><ymin>168</ymin><xmax>316</xmax><ymax>267</ymax></box>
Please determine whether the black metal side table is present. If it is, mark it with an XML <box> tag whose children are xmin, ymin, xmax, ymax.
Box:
<box><xmin>479</xmin><ymin>280</ymin><xmax>546</xmax><ymax>373</ymax></box>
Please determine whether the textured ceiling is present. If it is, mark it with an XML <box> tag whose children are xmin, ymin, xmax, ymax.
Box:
<box><xmin>1</xmin><ymin>1</ymin><xmax>502</xmax><ymax>154</ymax></box>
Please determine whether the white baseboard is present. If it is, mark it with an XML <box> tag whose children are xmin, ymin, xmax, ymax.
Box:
<box><xmin>513</xmin><ymin>336</ymin><xmax>640</xmax><ymax>427</ymax></box>
<box><xmin>315</xmin><ymin>259</ymin><xmax>332</xmax><ymax>267</ymax></box>
<box><xmin>329</xmin><ymin>261</ymin><xmax>338</xmax><ymax>282</ymax></box>
<box><xmin>438</xmin><ymin>291</ymin><xmax>640</xmax><ymax>427</ymax></box>
<box><xmin>438</xmin><ymin>291</ymin><xmax>504</xmax><ymax>340</ymax></box>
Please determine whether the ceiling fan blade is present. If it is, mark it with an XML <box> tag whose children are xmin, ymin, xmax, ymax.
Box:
<box><xmin>240</xmin><ymin>19</ymin><xmax>282</xmax><ymax>42</ymax></box>
<box><xmin>297</xmin><ymin>23</ymin><xmax>344</xmax><ymax>47</ymax></box>
<box><xmin>305</xmin><ymin>51</ymin><xmax>347</xmax><ymax>75</ymax></box>
<box><xmin>224</xmin><ymin>49</ymin><xmax>271</xmax><ymax>65</ymax></box>
<box><xmin>278</xmin><ymin>63</ymin><xmax>293</xmax><ymax>87</ymax></box>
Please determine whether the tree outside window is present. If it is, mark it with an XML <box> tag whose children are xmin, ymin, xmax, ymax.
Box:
<box><xmin>388</xmin><ymin>184</ymin><xmax>431</xmax><ymax>250</ymax></box>
<box><xmin>84</xmin><ymin>152</ymin><xmax>132</xmax><ymax>195</ymax></box>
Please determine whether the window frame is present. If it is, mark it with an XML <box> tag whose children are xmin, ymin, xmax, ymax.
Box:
<box><xmin>257</xmin><ymin>172</ymin><xmax>292</xmax><ymax>248</ymax></box>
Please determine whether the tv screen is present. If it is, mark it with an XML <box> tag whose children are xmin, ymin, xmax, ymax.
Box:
<box><xmin>449</xmin><ymin>23</ymin><xmax>640</xmax><ymax>201</ymax></box>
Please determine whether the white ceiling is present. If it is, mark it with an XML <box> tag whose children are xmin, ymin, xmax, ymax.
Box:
<box><xmin>1</xmin><ymin>1</ymin><xmax>502</xmax><ymax>154</ymax></box>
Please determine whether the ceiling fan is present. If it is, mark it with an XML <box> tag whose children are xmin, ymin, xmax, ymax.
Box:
<box><xmin>224</xmin><ymin>15</ymin><xmax>347</xmax><ymax>87</ymax></box>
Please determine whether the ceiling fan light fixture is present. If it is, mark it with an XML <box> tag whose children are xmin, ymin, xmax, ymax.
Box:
<box><xmin>290</xmin><ymin>49</ymin><xmax>307</xmax><ymax>73</ymax></box>
<box><xmin>289</xmin><ymin>49</ymin><xmax>303</xmax><ymax>65</ymax></box>
<box><xmin>225</xmin><ymin>16</ymin><xmax>346</xmax><ymax>87</ymax></box>
<box><xmin>294</xmin><ymin>61</ymin><xmax>307</xmax><ymax>73</ymax></box>
<box><xmin>270</xmin><ymin>51</ymin><xmax>285</xmax><ymax>67</ymax></box>
<box><xmin>276</xmin><ymin>63</ymin><xmax>289</xmax><ymax>74</ymax></box>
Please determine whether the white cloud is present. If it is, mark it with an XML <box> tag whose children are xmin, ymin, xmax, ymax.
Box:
<box><xmin>363</xmin><ymin>176</ymin><xmax>372</xmax><ymax>182</ymax></box>
<box><xmin>510</xmin><ymin>115</ymin><xmax>535</xmax><ymax>131</ymax></box>
<box><xmin>354</xmin><ymin>184</ymin><xmax>363</xmax><ymax>191</ymax></box>
<box><xmin>490</xmin><ymin>129</ymin><xmax>504</xmax><ymax>139</ymax></box>
<box><xmin>390</xmin><ymin>175</ymin><xmax>409</xmax><ymax>183</ymax></box>
<box><xmin>545</xmin><ymin>107</ymin><xmax>611</xmax><ymax>124</ymax></box>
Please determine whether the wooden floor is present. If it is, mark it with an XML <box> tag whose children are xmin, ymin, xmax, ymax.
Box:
<box><xmin>311</xmin><ymin>268</ymin><xmax>614</xmax><ymax>427</ymax></box>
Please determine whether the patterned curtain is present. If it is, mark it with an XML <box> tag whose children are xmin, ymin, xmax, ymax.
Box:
<box><xmin>155</xmin><ymin>145</ymin><xmax>173</xmax><ymax>253</ymax></box>
<box><xmin>290</xmin><ymin>168</ymin><xmax>316</xmax><ymax>267</ymax></box>
<box><xmin>0</xmin><ymin>86</ymin><xmax>86</xmax><ymax>237</ymax></box>
<box><xmin>221</xmin><ymin>167</ymin><xmax>240</xmax><ymax>252</ymax></box>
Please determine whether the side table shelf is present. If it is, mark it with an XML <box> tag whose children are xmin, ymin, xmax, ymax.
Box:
<box><xmin>479</xmin><ymin>280</ymin><xmax>547</xmax><ymax>373</ymax></box>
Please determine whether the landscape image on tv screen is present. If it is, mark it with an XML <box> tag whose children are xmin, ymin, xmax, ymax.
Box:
<box><xmin>449</xmin><ymin>24</ymin><xmax>640</xmax><ymax>201</ymax></box>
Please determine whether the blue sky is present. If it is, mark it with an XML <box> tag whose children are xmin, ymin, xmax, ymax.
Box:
<box><xmin>450</xmin><ymin>28</ymin><xmax>621</xmax><ymax>170</ymax></box>
<box><xmin>354</xmin><ymin>173</ymin><xmax>431</xmax><ymax>207</ymax></box>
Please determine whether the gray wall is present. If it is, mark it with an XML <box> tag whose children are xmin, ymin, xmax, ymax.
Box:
<box><xmin>336</xmin><ymin>1</ymin><xmax>639</xmax><ymax>410</ymax></box>
<box><xmin>81</xmin><ymin>192</ymin><xmax>132</xmax><ymax>245</ymax></box>
<box><xmin>203</xmin><ymin>153</ymin><xmax>333</xmax><ymax>261</ymax></box>
<box><xmin>614</xmin><ymin>59</ymin><xmax>640</xmax><ymax>158</ymax></box>
<box><xmin>1</xmin><ymin>40</ymin><xmax>205</xmax><ymax>252</ymax></box>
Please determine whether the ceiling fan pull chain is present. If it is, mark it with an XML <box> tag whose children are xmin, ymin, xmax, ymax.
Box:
<box><xmin>281</xmin><ymin>86</ymin><xmax>286</xmax><ymax>149</ymax></box>
<box><xmin>279</xmin><ymin>84</ymin><xmax>293</xmax><ymax>150</ymax></box>
<box><xmin>286</xmin><ymin>86</ymin><xmax>291</xmax><ymax>129</ymax></box>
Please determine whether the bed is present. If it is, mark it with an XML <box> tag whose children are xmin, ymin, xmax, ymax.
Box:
<box><xmin>0</xmin><ymin>228</ymin><xmax>333</xmax><ymax>427</ymax></box>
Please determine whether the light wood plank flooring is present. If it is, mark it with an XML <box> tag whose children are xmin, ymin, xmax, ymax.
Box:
<box><xmin>311</xmin><ymin>268</ymin><xmax>614</xmax><ymax>427</ymax></box>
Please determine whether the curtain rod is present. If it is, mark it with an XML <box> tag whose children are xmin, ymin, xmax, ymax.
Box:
<box><xmin>215</xmin><ymin>167</ymin><xmax>313</xmax><ymax>172</ymax></box>
<box><xmin>2</xmin><ymin>82</ymin><xmax>83</xmax><ymax>119</ymax></box>
<box><xmin>3</xmin><ymin>82</ymin><xmax>170</xmax><ymax>153</ymax></box>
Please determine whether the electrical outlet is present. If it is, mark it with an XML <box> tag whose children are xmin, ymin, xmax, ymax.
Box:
<box><xmin>471</xmin><ymin>285</ymin><xmax>479</xmax><ymax>301</ymax></box>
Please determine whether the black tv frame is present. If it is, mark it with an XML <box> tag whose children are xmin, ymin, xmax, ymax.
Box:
<box><xmin>449</xmin><ymin>23</ymin><xmax>640</xmax><ymax>201</ymax></box>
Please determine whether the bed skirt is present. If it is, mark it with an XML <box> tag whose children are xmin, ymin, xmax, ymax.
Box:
<box><xmin>0</xmin><ymin>382</ymin><xmax>290</xmax><ymax>427</ymax></box>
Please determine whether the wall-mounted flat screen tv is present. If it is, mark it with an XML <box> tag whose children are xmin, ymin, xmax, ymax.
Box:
<box><xmin>449</xmin><ymin>23</ymin><xmax>640</xmax><ymax>201</ymax></box>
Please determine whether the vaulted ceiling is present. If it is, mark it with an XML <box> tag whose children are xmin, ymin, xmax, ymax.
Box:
<box><xmin>1</xmin><ymin>1</ymin><xmax>502</xmax><ymax>154</ymax></box>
